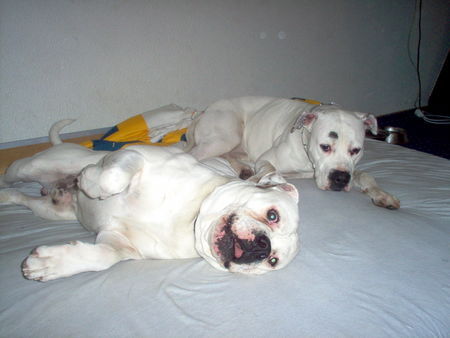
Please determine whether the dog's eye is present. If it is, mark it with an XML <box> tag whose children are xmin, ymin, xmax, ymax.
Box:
<box><xmin>349</xmin><ymin>147</ymin><xmax>361</xmax><ymax>156</ymax></box>
<box><xmin>266</xmin><ymin>209</ymin><xmax>279</xmax><ymax>223</ymax></box>
<box><xmin>320</xmin><ymin>144</ymin><xmax>331</xmax><ymax>153</ymax></box>
<box><xmin>268</xmin><ymin>257</ymin><xmax>278</xmax><ymax>267</ymax></box>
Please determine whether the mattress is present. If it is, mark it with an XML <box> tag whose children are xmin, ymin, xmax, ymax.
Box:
<box><xmin>0</xmin><ymin>139</ymin><xmax>449</xmax><ymax>337</ymax></box>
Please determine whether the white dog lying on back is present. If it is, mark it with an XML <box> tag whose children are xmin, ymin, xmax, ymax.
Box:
<box><xmin>0</xmin><ymin>121</ymin><xmax>300</xmax><ymax>281</ymax></box>
<box><xmin>187</xmin><ymin>96</ymin><xmax>400</xmax><ymax>209</ymax></box>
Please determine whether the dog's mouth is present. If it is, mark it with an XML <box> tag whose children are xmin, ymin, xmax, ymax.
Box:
<box><xmin>213</xmin><ymin>214</ymin><xmax>271</xmax><ymax>269</ymax></box>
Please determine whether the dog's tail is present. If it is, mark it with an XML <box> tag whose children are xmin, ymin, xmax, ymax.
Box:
<box><xmin>49</xmin><ymin>119</ymin><xmax>76</xmax><ymax>145</ymax></box>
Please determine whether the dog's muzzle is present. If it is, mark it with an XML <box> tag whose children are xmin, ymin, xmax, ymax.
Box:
<box><xmin>215</xmin><ymin>224</ymin><xmax>271</xmax><ymax>268</ymax></box>
<box><xmin>328</xmin><ymin>169</ymin><xmax>351</xmax><ymax>191</ymax></box>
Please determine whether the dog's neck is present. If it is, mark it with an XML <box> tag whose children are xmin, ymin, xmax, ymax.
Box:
<box><xmin>299</xmin><ymin>126</ymin><xmax>315</xmax><ymax>170</ymax></box>
<box><xmin>289</xmin><ymin>102</ymin><xmax>339</xmax><ymax>171</ymax></box>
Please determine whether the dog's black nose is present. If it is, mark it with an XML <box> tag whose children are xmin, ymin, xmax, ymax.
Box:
<box><xmin>233</xmin><ymin>234</ymin><xmax>271</xmax><ymax>264</ymax></box>
<box><xmin>254</xmin><ymin>234</ymin><xmax>271</xmax><ymax>256</ymax></box>
<box><xmin>328</xmin><ymin>170</ymin><xmax>351</xmax><ymax>191</ymax></box>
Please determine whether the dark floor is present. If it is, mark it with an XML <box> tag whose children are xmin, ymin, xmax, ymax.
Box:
<box><xmin>375</xmin><ymin>109</ymin><xmax>450</xmax><ymax>160</ymax></box>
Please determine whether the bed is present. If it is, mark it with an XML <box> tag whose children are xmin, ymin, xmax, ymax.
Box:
<box><xmin>0</xmin><ymin>138</ymin><xmax>449</xmax><ymax>337</ymax></box>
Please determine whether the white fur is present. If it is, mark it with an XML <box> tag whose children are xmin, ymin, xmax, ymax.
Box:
<box><xmin>0</xmin><ymin>127</ymin><xmax>300</xmax><ymax>281</ymax></box>
<box><xmin>188</xmin><ymin>96</ymin><xmax>399</xmax><ymax>209</ymax></box>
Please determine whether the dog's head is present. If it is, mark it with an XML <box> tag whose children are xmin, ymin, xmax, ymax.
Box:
<box><xmin>294</xmin><ymin>105</ymin><xmax>377</xmax><ymax>191</ymax></box>
<box><xmin>194</xmin><ymin>179</ymin><xmax>299</xmax><ymax>274</ymax></box>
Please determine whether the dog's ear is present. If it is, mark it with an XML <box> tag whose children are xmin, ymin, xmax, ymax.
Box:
<box><xmin>256</xmin><ymin>174</ymin><xmax>299</xmax><ymax>204</ymax></box>
<box><xmin>356</xmin><ymin>112</ymin><xmax>378</xmax><ymax>135</ymax></box>
<box><xmin>256</xmin><ymin>171</ymin><xmax>287</xmax><ymax>185</ymax></box>
<box><xmin>291</xmin><ymin>108</ymin><xmax>319</xmax><ymax>133</ymax></box>
<box><xmin>258</xmin><ymin>182</ymin><xmax>299</xmax><ymax>203</ymax></box>
<box><xmin>274</xmin><ymin>183</ymin><xmax>299</xmax><ymax>203</ymax></box>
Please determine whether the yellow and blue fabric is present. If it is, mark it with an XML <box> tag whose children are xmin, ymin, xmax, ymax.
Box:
<box><xmin>81</xmin><ymin>113</ymin><xmax>188</xmax><ymax>151</ymax></box>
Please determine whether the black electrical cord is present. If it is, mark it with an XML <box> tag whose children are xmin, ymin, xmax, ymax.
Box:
<box><xmin>410</xmin><ymin>0</ymin><xmax>450</xmax><ymax>124</ymax></box>
<box><xmin>415</xmin><ymin>0</ymin><xmax>422</xmax><ymax>110</ymax></box>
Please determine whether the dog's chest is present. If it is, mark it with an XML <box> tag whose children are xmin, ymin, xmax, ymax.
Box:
<box><xmin>114</xmin><ymin>173</ymin><xmax>228</xmax><ymax>259</ymax></box>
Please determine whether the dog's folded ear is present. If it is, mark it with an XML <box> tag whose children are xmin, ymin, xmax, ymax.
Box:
<box><xmin>256</xmin><ymin>171</ymin><xmax>286</xmax><ymax>185</ymax></box>
<box><xmin>256</xmin><ymin>173</ymin><xmax>299</xmax><ymax>204</ymax></box>
<box><xmin>274</xmin><ymin>183</ymin><xmax>299</xmax><ymax>203</ymax></box>
<box><xmin>291</xmin><ymin>106</ymin><xmax>320</xmax><ymax>133</ymax></box>
<box><xmin>355</xmin><ymin>112</ymin><xmax>378</xmax><ymax>135</ymax></box>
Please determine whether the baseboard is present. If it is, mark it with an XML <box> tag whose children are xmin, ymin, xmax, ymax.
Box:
<box><xmin>0</xmin><ymin>127</ymin><xmax>109</xmax><ymax>150</ymax></box>
<box><xmin>377</xmin><ymin>107</ymin><xmax>428</xmax><ymax>118</ymax></box>
<box><xmin>0</xmin><ymin>130</ymin><xmax>106</xmax><ymax>175</ymax></box>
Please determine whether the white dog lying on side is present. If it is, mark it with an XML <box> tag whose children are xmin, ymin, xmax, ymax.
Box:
<box><xmin>0</xmin><ymin>120</ymin><xmax>300</xmax><ymax>281</ymax></box>
<box><xmin>186</xmin><ymin>96</ymin><xmax>400</xmax><ymax>209</ymax></box>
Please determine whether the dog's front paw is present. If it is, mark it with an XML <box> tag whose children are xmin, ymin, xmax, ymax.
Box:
<box><xmin>22</xmin><ymin>243</ymin><xmax>80</xmax><ymax>282</ymax></box>
<box><xmin>371</xmin><ymin>189</ymin><xmax>400</xmax><ymax>210</ymax></box>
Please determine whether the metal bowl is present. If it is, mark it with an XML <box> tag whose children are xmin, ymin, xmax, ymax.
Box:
<box><xmin>383</xmin><ymin>126</ymin><xmax>408</xmax><ymax>145</ymax></box>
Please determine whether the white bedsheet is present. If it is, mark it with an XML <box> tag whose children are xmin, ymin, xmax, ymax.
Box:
<box><xmin>1</xmin><ymin>139</ymin><xmax>449</xmax><ymax>337</ymax></box>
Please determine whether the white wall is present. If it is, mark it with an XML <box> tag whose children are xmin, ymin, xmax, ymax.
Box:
<box><xmin>1</xmin><ymin>0</ymin><xmax>449</xmax><ymax>143</ymax></box>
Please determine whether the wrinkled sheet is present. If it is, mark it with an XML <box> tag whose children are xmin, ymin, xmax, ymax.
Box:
<box><xmin>1</xmin><ymin>139</ymin><xmax>449</xmax><ymax>337</ymax></box>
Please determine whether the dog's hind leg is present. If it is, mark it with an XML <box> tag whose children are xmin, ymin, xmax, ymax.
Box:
<box><xmin>0</xmin><ymin>188</ymin><xmax>77</xmax><ymax>220</ymax></box>
<box><xmin>353</xmin><ymin>170</ymin><xmax>400</xmax><ymax>210</ymax></box>
<box><xmin>0</xmin><ymin>157</ymin><xmax>36</xmax><ymax>188</ymax></box>
<box><xmin>189</xmin><ymin>108</ymin><xmax>243</xmax><ymax>160</ymax></box>
<box><xmin>22</xmin><ymin>230</ymin><xmax>143</xmax><ymax>281</ymax></box>
<box><xmin>0</xmin><ymin>143</ymin><xmax>105</xmax><ymax>188</ymax></box>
